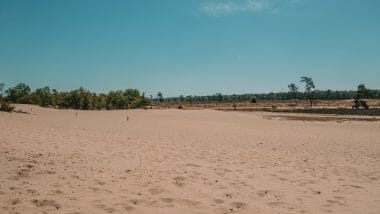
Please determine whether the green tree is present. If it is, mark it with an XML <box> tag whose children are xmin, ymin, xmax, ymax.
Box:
<box><xmin>35</xmin><ymin>86</ymin><xmax>52</xmax><ymax>107</ymax></box>
<box><xmin>107</xmin><ymin>90</ymin><xmax>127</xmax><ymax>109</ymax></box>
<box><xmin>179</xmin><ymin>95</ymin><xmax>184</xmax><ymax>102</ymax></box>
<box><xmin>185</xmin><ymin>95</ymin><xmax>193</xmax><ymax>103</ymax></box>
<box><xmin>51</xmin><ymin>89</ymin><xmax>60</xmax><ymax>107</ymax></box>
<box><xmin>124</xmin><ymin>89</ymin><xmax>140</xmax><ymax>103</ymax></box>
<box><xmin>157</xmin><ymin>92</ymin><xmax>164</xmax><ymax>103</ymax></box>
<box><xmin>6</xmin><ymin>83</ymin><xmax>31</xmax><ymax>103</ymax></box>
<box><xmin>215</xmin><ymin>93</ymin><xmax>223</xmax><ymax>102</ymax></box>
<box><xmin>78</xmin><ymin>88</ymin><xmax>92</xmax><ymax>110</ymax></box>
<box><xmin>129</xmin><ymin>94</ymin><xmax>150</xmax><ymax>109</ymax></box>
<box><xmin>268</xmin><ymin>92</ymin><xmax>276</xmax><ymax>101</ymax></box>
<box><xmin>300</xmin><ymin>76</ymin><xmax>315</xmax><ymax>106</ymax></box>
<box><xmin>94</xmin><ymin>94</ymin><xmax>107</xmax><ymax>110</ymax></box>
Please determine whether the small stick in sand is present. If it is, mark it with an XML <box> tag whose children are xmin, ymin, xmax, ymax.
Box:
<box><xmin>127</xmin><ymin>115</ymin><xmax>129</xmax><ymax>121</ymax></box>
<box><xmin>75</xmin><ymin>112</ymin><xmax>78</xmax><ymax>118</ymax></box>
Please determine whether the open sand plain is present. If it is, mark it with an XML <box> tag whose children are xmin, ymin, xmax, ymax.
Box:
<box><xmin>1</xmin><ymin>104</ymin><xmax>380</xmax><ymax>214</ymax></box>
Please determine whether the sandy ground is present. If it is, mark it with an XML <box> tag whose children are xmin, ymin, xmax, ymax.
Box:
<box><xmin>1</xmin><ymin>105</ymin><xmax>380</xmax><ymax>214</ymax></box>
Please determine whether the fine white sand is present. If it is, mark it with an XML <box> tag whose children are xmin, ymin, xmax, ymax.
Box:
<box><xmin>1</xmin><ymin>105</ymin><xmax>379</xmax><ymax>213</ymax></box>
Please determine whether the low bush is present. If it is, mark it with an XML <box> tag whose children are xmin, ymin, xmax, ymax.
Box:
<box><xmin>0</xmin><ymin>102</ymin><xmax>15</xmax><ymax>112</ymax></box>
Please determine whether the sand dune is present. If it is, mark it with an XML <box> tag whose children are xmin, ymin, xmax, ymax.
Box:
<box><xmin>1</xmin><ymin>104</ymin><xmax>379</xmax><ymax>213</ymax></box>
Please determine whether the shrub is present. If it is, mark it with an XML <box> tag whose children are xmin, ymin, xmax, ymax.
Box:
<box><xmin>0</xmin><ymin>102</ymin><xmax>15</xmax><ymax>112</ymax></box>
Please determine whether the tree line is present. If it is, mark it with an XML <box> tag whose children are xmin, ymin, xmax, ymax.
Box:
<box><xmin>162</xmin><ymin>89</ymin><xmax>379</xmax><ymax>104</ymax></box>
<box><xmin>0</xmin><ymin>83</ymin><xmax>150</xmax><ymax>110</ymax></box>
<box><xmin>161</xmin><ymin>77</ymin><xmax>380</xmax><ymax>105</ymax></box>
<box><xmin>1</xmin><ymin>77</ymin><xmax>379</xmax><ymax>111</ymax></box>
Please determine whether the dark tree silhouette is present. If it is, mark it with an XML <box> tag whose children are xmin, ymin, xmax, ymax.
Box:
<box><xmin>353</xmin><ymin>84</ymin><xmax>370</xmax><ymax>109</ymax></box>
<box><xmin>300</xmin><ymin>77</ymin><xmax>315</xmax><ymax>106</ymax></box>
<box><xmin>157</xmin><ymin>92</ymin><xmax>164</xmax><ymax>103</ymax></box>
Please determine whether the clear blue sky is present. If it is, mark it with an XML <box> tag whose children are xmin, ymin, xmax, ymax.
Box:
<box><xmin>0</xmin><ymin>0</ymin><xmax>379</xmax><ymax>97</ymax></box>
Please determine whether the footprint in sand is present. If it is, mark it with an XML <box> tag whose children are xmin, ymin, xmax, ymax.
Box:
<box><xmin>256</xmin><ymin>190</ymin><xmax>269</xmax><ymax>197</ymax></box>
<box><xmin>230</xmin><ymin>201</ymin><xmax>248</xmax><ymax>209</ymax></box>
<box><xmin>119</xmin><ymin>203</ymin><xmax>135</xmax><ymax>211</ymax></box>
<box><xmin>342</xmin><ymin>184</ymin><xmax>363</xmax><ymax>189</ymax></box>
<box><xmin>51</xmin><ymin>189</ymin><xmax>63</xmax><ymax>195</ymax></box>
<box><xmin>9</xmin><ymin>186</ymin><xmax>18</xmax><ymax>191</ymax></box>
<box><xmin>96</xmin><ymin>204</ymin><xmax>116</xmax><ymax>213</ymax></box>
<box><xmin>161</xmin><ymin>198</ymin><xmax>176</xmax><ymax>203</ymax></box>
<box><xmin>225</xmin><ymin>193</ymin><xmax>233</xmax><ymax>199</ymax></box>
<box><xmin>333</xmin><ymin>196</ymin><xmax>345</xmax><ymax>200</ymax></box>
<box><xmin>10</xmin><ymin>198</ymin><xmax>22</xmax><ymax>205</ymax></box>
<box><xmin>25</xmin><ymin>164</ymin><xmax>34</xmax><ymax>169</ymax></box>
<box><xmin>214</xmin><ymin>199</ymin><xmax>224</xmax><ymax>204</ymax></box>
<box><xmin>173</xmin><ymin>176</ymin><xmax>186</xmax><ymax>187</ymax></box>
<box><xmin>129</xmin><ymin>199</ymin><xmax>143</xmax><ymax>206</ymax></box>
<box><xmin>148</xmin><ymin>187</ymin><xmax>165</xmax><ymax>195</ymax></box>
<box><xmin>32</xmin><ymin>199</ymin><xmax>61</xmax><ymax>210</ymax></box>
<box><xmin>36</xmin><ymin>169</ymin><xmax>56</xmax><ymax>175</ymax></box>
<box><xmin>185</xmin><ymin>163</ymin><xmax>201</xmax><ymax>167</ymax></box>
<box><xmin>72</xmin><ymin>175</ymin><xmax>80</xmax><ymax>179</ymax></box>
<box><xmin>326</xmin><ymin>198</ymin><xmax>346</xmax><ymax>206</ymax></box>
<box><xmin>15</xmin><ymin>168</ymin><xmax>30</xmax><ymax>179</ymax></box>
<box><xmin>27</xmin><ymin>189</ymin><xmax>37</xmax><ymax>195</ymax></box>
<box><xmin>95</xmin><ymin>180</ymin><xmax>106</xmax><ymax>185</ymax></box>
<box><xmin>160</xmin><ymin>197</ymin><xmax>201</xmax><ymax>207</ymax></box>
<box><xmin>173</xmin><ymin>176</ymin><xmax>186</xmax><ymax>181</ymax></box>
<box><xmin>267</xmin><ymin>201</ymin><xmax>287</xmax><ymax>207</ymax></box>
<box><xmin>176</xmin><ymin>198</ymin><xmax>201</xmax><ymax>207</ymax></box>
